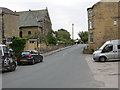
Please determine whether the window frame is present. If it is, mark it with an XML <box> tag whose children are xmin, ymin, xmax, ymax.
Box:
<box><xmin>117</xmin><ymin>45</ymin><xmax>120</xmax><ymax>49</ymax></box>
<box><xmin>88</xmin><ymin>18</ymin><xmax>94</xmax><ymax>30</ymax></box>
<box><xmin>102</xmin><ymin>44</ymin><xmax>113</xmax><ymax>53</ymax></box>
<box><xmin>89</xmin><ymin>32</ymin><xmax>94</xmax><ymax>43</ymax></box>
<box><xmin>28</xmin><ymin>31</ymin><xmax>32</xmax><ymax>35</ymax></box>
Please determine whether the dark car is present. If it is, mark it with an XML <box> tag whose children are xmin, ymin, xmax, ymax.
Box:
<box><xmin>17</xmin><ymin>50</ymin><xmax>43</xmax><ymax>65</ymax></box>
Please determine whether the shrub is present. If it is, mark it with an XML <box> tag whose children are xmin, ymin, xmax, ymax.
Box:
<box><xmin>9</xmin><ymin>37</ymin><xmax>27</xmax><ymax>56</ymax></box>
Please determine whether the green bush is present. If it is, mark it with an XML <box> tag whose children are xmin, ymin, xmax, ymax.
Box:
<box><xmin>46</xmin><ymin>29</ymin><xmax>57</xmax><ymax>45</ymax></box>
<box><xmin>9</xmin><ymin>37</ymin><xmax>27</xmax><ymax>56</ymax></box>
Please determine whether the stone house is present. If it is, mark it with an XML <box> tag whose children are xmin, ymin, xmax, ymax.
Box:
<box><xmin>0</xmin><ymin>7</ymin><xmax>19</xmax><ymax>44</ymax></box>
<box><xmin>17</xmin><ymin>8</ymin><xmax>52</xmax><ymax>50</ymax></box>
<box><xmin>87</xmin><ymin>0</ymin><xmax>120</xmax><ymax>51</ymax></box>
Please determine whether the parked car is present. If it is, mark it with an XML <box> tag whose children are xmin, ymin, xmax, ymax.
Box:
<box><xmin>17</xmin><ymin>50</ymin><xmax>43</xmax><ymax>65</ymax></box>
<box><xmin>0</xmin><ymin>44</ymin><xmax>17</xmax><ymax>72</ymax></box>
<box><xmin>93</xmin><ymin>40</ymin><xmax>120</xmax><ymax>62</ymax></box>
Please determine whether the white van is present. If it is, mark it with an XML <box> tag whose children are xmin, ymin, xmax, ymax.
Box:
<box><xmin>93</xmin><ymin>40</ymin><xmax>120</xmax><ymax>62</ymax></box>
<box><xmin>0</xmin><ymin>44</ymin><xmax>17</xmax><ymax>71</ymax></box>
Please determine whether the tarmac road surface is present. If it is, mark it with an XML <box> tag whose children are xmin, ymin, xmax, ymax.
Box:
<box><xmin>2</xmin><ymin>44</ymin><xmax>104</xmax><ymax>88</ymax></box>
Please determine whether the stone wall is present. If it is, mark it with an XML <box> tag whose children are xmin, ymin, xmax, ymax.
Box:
<box><xmin>20</xmin><ymin>27</ymin><xmax>42</xmax><ymax>38</ymax></box>
<box><xmin>3</xmin><ymin>14</ymin><xmax>19</xmax><ymax>38</ymax></box>
<box><xmin>24</xmin><ymin>39</ymin><xmax>38</xmax><ymax>50</ymax></box>
<box><xmin>88</xmin><ymin>2</ymin><xmax>120</xmax><ymax>51</ymax></box>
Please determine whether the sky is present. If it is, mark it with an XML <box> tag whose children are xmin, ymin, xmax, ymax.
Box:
<box><xmin>0</xmin><ymin>0</ymin><xmax>101</xmax><ymax>39</ymax></box>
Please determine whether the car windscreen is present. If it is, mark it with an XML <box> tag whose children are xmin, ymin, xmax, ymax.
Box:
<box><xmin>21</xmin><ymin>51</ymin><xmax>30</xmax><ymax>55</ymax></box>
<box><xmin>0</xmin><ymin>47</ymin><xmax>2</xmax><ymax>56</ymax></box>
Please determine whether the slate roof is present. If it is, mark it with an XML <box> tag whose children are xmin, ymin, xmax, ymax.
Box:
<box><xmin>0</xmin><ymin>7</ymin><xmax>18</xmax><ymax>16</ymax></box>
<box><xmin>18</xmin><ymin>9</ymin><xmax>48</xmax><ymax>28</ymax></box>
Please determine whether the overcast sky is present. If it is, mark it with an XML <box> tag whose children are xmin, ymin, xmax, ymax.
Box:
<box><xmin>0</xmin><ymin>0</ymin><xmax>101</xmax><ymax>39</ymax></box>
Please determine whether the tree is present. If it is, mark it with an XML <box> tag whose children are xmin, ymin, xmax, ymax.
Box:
<box><xmin>56</xmin><ymin>29</ymin><xmax>71</xmax><ymax>41</ymax></box>
<box><xmin>55</xmin><ymin>29</ymin><xmax>74</xmax><ymax>45</ymax></box>
<box><xmin>46</xmin><ymin>29</ymin><xmax>57</xmax><ymax>45</ymax></box>
<box><xmin>78</xmin><ymin>31</ymin><xmax>88</xmax><ymax>43</ymax></box>
<box><xmin>9</xmin><ymin>37</ymin><xmax>27</xmax><ymax>56</ymax></box>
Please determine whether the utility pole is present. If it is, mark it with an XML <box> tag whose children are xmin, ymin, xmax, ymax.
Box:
<box><xmin>72</xmin><ymin>24</ymin><xmax>74</xmax><ymax>40</ymax></box>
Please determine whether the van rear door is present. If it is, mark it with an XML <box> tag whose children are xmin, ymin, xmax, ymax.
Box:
<box><xmin>115</xmin><ymin>44</ymin><xmax>120</xmax><ymax>60</ymax></box>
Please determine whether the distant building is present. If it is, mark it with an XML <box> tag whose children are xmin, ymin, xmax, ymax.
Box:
<box><xmin>17</xmin><ymin>8</ymin><xmax>52</xmax><ymax>38</ymax></box>
<box><xmin>87</xmin><ymin>0</ymin><xmax>120</xmax><ymax>51</ymax></box>
<box><xmin>17</xmin><ymin>8</ymin><xmax>52</xmax><ymax>50</ymax></box>
<box><xmin>0</xmin><ymin>7</ymin><xmax>19</xmax><ymax>44</ymax></box>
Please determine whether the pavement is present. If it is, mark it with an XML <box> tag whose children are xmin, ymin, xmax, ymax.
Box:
<box><xmin>85</xmin><ymin>55</ymin><xmax>119</xmax><ymax>88</ymax></box>
<box><xmin>41</xmin><ymin>45</ymin><xmax>73</xmax><ymax>57</ymax></box>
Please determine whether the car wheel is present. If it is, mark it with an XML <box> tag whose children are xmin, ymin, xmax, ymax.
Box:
<box><xmin>99</xmin><ymin>56</ymin><xmax>107</xmax><ymax>62</ymax></box>
<box><xmin>9</xmin><ymin>63</ymin><xmax>16</xmax><ymax>71</ymax></box>
<box><xmin>38</xmin><ymin>59</ymin><xmax>41</xmax><ymax>63</ymax></box>
<box><xmin>31</xmin><ymin>59</ymin><xmax>35</xmax><ymax>65</ymax></box>
<box><xmin>40</xmin><ymin>56</ymin><xmax>43</xmax><ymax>62</ymax></box>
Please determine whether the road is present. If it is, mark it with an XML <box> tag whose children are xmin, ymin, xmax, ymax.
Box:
<box><xmin>2</xmin><ymin>44</ymin><xmax>104</xmax><ymax>88</ymax></box>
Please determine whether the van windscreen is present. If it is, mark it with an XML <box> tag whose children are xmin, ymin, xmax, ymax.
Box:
<box><xmin>3</xmin><ymin>46</ymin><xmax>8</xmax><ymax>53</ymax></box>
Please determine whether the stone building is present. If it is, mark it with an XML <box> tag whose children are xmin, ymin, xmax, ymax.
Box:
<box><xmin>0</xmin><ymin>7</ymin><xmax>19</xmax><ymax>44</ymax></box>
<box><xmin>87</xmin><ymin>0</ymin><xmax>120</xmax><ymax>51</ymax></box>
<box><xmin>17</xmin><ymin>8</ymin><xmax>52</xmax><ymax>50</ymax></box>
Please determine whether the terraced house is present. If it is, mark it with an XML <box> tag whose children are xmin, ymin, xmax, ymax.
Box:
<box><xmin>87</xmin><ymin>0</ymin><xmax>120</xmax><ymax>51</ymax></box>
<box><xmin>0</xmin><ymin>7</ymin><xmax>19</xmax><ymax>44</ymax></box>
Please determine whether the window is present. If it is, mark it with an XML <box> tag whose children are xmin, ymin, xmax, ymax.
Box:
<box><xmin>31</xmin><ymin>51</ymin><xmax>38</xmax><ymax>54</ymax></box>
<box><xmin>118</xmin><ymin>45</ymin><xmax>120</xmax><ymax>49</ymax></box>
<box><xmin>89</xmin><ymin>19</ymin><xmax>94</xmax><ymax>29</ymax></box>
<box><xmin>21</xmin><ymin>51</ymin><xmax>30</xmax><ymax>55</ymax></box>
<box><xmin>89</xmin><ymin>32</ymin><xmax>93</xmax><ymax>43</ymax></box>
<box><xmin>3</xmin><ymin>46</ymin><xmax>8</xmax><ymax>54</ymax></box>
<box><xmin>88</xmin><ymin>9</ymin><xmax>93</xmax><ymax>17</ymax></box>
<box><xmin>113</xmin><ymin>20</ymin><xmax>117</xmax><ymax>25</ymax></box>
<box><xmin>28</xmin><ymin>31</ymin><xmax>32</xmax><ymax>35</ymax></box>
<box><xmin>102</xmin><ymin>44</ymin><xmax>113</xmax><ymax>53</ymax></box>
<box><xmin>30</xmin><ymin>41</ymin><xmax>35</xmax><ymax>43</ymax></box>
<box><xmin>19</xmin><ymin>31</ymin><xmax>22</xmax><ymax>37</ymax></box>
<box><xmin>6</xmin><ymin>38</ymin><xmax>12</xmax><ymax>42</ymax></box>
